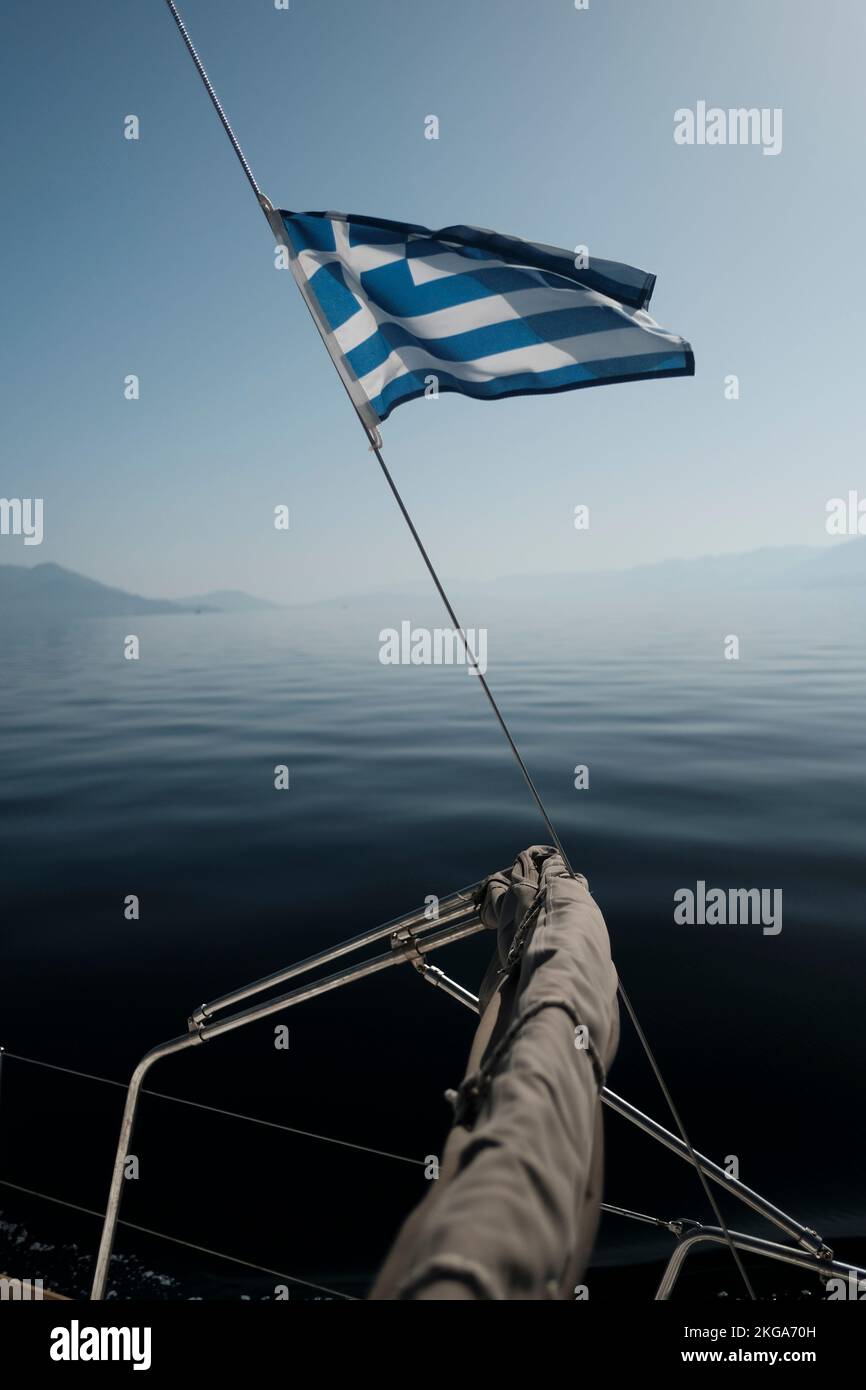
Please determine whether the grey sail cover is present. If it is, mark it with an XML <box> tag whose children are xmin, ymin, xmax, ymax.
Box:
<box><xmin>370</xmin><ymin>845</ymin><xmax>620</xmax><ymax>1300</ymax></box>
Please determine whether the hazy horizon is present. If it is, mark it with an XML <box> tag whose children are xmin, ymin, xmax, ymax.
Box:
<box><xmin>2</xmin><ymin>534</ymin><xmax>863</xmax><ymax>609</ymax></box>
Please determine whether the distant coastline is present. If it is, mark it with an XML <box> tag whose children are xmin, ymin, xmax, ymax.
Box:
<box><xmin>0</xmin><ymin>562</ymin><xmax>279</xmax><ymax>618</ymax></box>
<box><xmin>1</xmin><ymin>539</ymin><xmax>864</xmax><ymax>620</ymax></box>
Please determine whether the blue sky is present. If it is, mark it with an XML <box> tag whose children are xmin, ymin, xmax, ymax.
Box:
<box><xmin>2</xmin><ymin>0</ymin><xmax>864</xmax><ymax>601</ymax></box>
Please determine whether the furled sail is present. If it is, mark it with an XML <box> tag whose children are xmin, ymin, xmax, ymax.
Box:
<box><xmin>371</xmin><ymin>845</ymin><xmax>620</xmax><ymax>1300</ymax></box>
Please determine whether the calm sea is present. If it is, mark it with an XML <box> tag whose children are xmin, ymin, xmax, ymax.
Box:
<box><xmin>1</xmin><ymin>582</ymin><xmax>864</xmax><ymax>1298</ymax></box>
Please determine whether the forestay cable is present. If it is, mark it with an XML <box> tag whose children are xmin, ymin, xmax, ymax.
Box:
<box><xmin>158</xmin><ymin>0</ymin><xmax>755</xmax><ymax>1300</ymax></box>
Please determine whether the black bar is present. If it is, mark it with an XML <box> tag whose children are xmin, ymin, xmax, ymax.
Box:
<box><xmin>0</xmin><ymin>1298</ymin><xmax>859</xmax><ymax>1374</ymax></box>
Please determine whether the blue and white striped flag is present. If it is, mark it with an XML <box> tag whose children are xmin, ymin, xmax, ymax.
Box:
<box><xmin>271</xmin><ymin>209</ymin><xmax>694</xmax><ymax>430</ymax></box>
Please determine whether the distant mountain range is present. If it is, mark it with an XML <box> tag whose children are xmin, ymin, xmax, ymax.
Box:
<box><xmin>0</xmin><ymin>563</ymin><xmax>278</xmax><ymax>617</ymax></box>
<box><xmin>595</xmin><ymin>540</ymin><xmax>866</xmax><ymax>592</ymax></box>
<box><xmin>312</xmin><ymin>540</ymin><xmax>866</xmax><ymax>606</ymax></box>
<box><xmin>1</xmin><ymin>543</ymin><xmax>864</xmax><ymax>619</ymax></box>
<box><xmin>493</xmin><ymin>539</ymin><xmax>866</xmax><ymax>598</ymax></box>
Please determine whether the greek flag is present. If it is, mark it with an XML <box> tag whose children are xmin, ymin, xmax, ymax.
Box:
<box><xmin>271</xmin><ymin>209</ymin><xmax>694</xmax><ymax>430</ymax></box>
